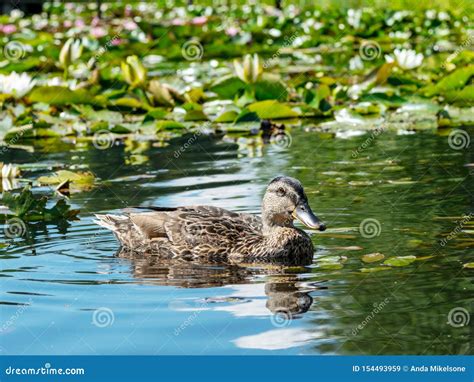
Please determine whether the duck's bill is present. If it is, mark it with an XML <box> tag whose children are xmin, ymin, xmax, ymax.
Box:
<box><xmin>293</xmin><ymin>203</ymin><xmax>326</xmax><ymax>231</ymax></box>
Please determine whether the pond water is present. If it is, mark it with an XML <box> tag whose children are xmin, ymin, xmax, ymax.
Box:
<box><xmin>1</xmin><ymin>127</ymin><xmax>473</xmax><ymax>355</ymax></box>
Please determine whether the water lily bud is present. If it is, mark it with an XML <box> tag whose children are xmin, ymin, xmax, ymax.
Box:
<box><xmin>234</xmin><ymin>54</ymin><xmax>262</xmax><ymax>84</ymax></box>
<box><xmin>121</xmin><ymin>55</ymin><xmax>147</xmax><ymax>88</ymax></box>
<box><xmin>59</xmin><ymin>38</ymin><xmax>83</xmax><ymax>69</ymax></box>
<box><xmin>148</xmin><ymin>80</ymin><xmax>175</xmax><ymax>106</ymax></box>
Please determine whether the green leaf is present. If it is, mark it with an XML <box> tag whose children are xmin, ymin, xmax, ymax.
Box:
<box><xmin>360</xmin><ymin>267</ymin><xmax>391</xmax><ymax>273</ymax></box>
<box><xmin>421</xmin><ymin>65</ymin><xmax>474</xmax><ymax>97</ymax></box>
<box><xmin>443</xmin><ymin>85</ymin><xmax>474</xmax><ymax>106</ymax></box>
<box><xmin>361</xmin><ymin>253</ymin><xmax>385</xmax><ymax>263</ymax></box>
<box><xmin>74</xmin><ymin>105</ymin><xmax>123</xmax><ymax>123</ymax></box>
<box><xmin>28</xmin><ymin>87</ymin><xmax>100</xmax><ymax>106</ymax></box>
<box><xmin>234</xmin><ymin>109</ymin><xmax>259</xmax><ymax>123</ymax></box>
<box><xmin>383</xmin><ymin>255</ymin><xmax>417</xmax><ymax>267</ymax></box>
<box><xmin>247</xmin><ymin>100</ymin><xmax>298</xmax><ymax>119</ymax></box>
<box><xmin>109</xmin><ymin>97</ymin><xmax>145</xmax><ymax>109</ymax></box>
<box><xmin>215</xmin><ymin>110</ymin><xmax>239</xmax><ymax>123</ymax></box>
<box><xmin>156</xmin><ymin>120</ymin><xmax>185</xmax><ymax>130</ymax></box>
<box><xmin>184</xmin><ymin>109</ymin><xmax>208</xmax><ymax>121</ymax></box>
<box><xmin>2</xmin><ymin>186</ymin><xmax>79</xmax><ymax>221</ymax></box>
<box><xmin>210</xmin><ymin>75</ymin><xmax>247</xmax><ymax>99</ymax></box>
<box><xmin>463</xmin><ymin>262</ymin><xmax>474</xmax><ymax>269</ymax></box>
<box><xmin>253</xmin><ymin>78</ymin><xmax>288</xmax><ymax>101</ymax></box>
<box><xmin>143</xmin><ymin>108</ymin><xmax>168</xmax><ymax>123</ymax></box>
<box><xmin>37</xmin><ymin>170</ymin><xmax>95</xmax><ymax>190</ymax></box>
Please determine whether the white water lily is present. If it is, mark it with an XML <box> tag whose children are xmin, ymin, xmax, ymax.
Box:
<box><xmin>233</xmin><ymin>54</ymin><xmax>262</xmax><ymax>84</ymax></box>
<box><xmin>59</xmin><ymin>38</ymin><xmax>83</xmax><ymax>69</ymax></box>
<box><xmin>349</xmin><ymin>56</ymin><xmax>364</xmax><ymax>71</ymax></box>
<box><xmin>0</xmin><ymin>72</ymin><xmax>36</xmax><ymax>98</ymax></box>
<box><xmin>385</xmin><ymin>49</ymin><xmax>423</xmax><ymax>70</ymax></box>
<box><xmin>347</xmin><ymin>9</ymin><xmax>362</xmax><ymax>29</ymax></box>
<box><xmin>0</xmin><ymin>163</ymin><xmax>21</xmax><ymax>178</ymax></box>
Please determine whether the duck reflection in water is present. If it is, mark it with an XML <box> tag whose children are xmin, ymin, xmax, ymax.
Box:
<box><xmin>117</xmin><ymin>248</ymin><xmax>319</xmax><ymax>318</ymax></box>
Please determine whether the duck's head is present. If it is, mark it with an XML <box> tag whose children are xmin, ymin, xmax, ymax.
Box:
<box><xmin>262</xmin><ymin>176</ymin><xmax>326</xmax><ymax>232</ymax></box>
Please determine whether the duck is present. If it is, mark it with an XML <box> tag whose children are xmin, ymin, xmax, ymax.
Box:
<box><xmin>94</xmin><ymin>176</ymin><xmax>326</xmax><ymax>260</ymax></box>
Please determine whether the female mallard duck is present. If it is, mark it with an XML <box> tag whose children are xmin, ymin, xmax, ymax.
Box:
<box><xmin>94</xmin><ymin>176</ymin><xmax>326</xmax><ymax>260</ymax></box>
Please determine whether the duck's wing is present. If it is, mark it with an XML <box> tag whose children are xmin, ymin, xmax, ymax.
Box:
<box><xmin>129</xmin><ymin>206</ymin><xmax>262</xmax><ymax>247</ymax></box>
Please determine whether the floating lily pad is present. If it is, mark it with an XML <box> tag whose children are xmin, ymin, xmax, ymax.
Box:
<box><xmin>38</xmin><ymin>170</ymin><xmax>95</xmax><ymax>190</ymax></box>
<box><xmin>360</xmin><ymin>267</ymin><xmax>391</xmax><ymax>273</ymax></box>
<box><xmin>362</xmin><ymin>253</ymin><xmax>385</xmax><ymax>263</ymax></box>
<box><xmin>384</xmin><ymin>255</ymin><xmax>417</xmax><ymax>267</ymax></box>
<box><xmin>210</xmin><ymin>75</ymin><xmax>246</xmax><ymax>99</ymax></box>
<box><xmin>28</xmin><ymin>87</ymin><xmax>100</xmax><ymax>106</ymax></box>
<box><xmin>247</xmin><ymin>100</ymin><xmax>298</xmax><ymax>119</ymax></box>
<box><xmin>156</xmin><ymin>120</ymin><xmax>185</xmax><ymax>130</ymax></box>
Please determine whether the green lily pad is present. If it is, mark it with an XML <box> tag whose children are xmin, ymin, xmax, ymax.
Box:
<box><xmin>384</xmin><ymin>255</ymin><xmax>417</xmax><ymax>267</ymax></box>
<box><xmin>143</xmin><ymin>108</ymin><xmax>168</xmax><ymax>122</ymax></box>
<box><xmin>361</xmin><ymin>253</ymin><xmax>385</xmax><ymax>263</ymax></box>
<box><xmin>360</xmin><ymin>267</ymin><xmax>391</xmax><ymax>273</ymax></box>
<box><xmin>37</xmin><ymin>170</ymin><xmax>95</xmax><ymax>189</ymax></box>
<box><xmin>421</xmin><ymin>65</ymin><xmax>474</xmax><ymax>97</ymax></box>
<box><xmin>28</xmin><ymin>86</ymin><xmax>100</xmax><ymax>106</ymax></box>
<box><xmin>210</xmin><ymin>75</ymin><xmax>247</xmax><ymax>99</ymax></box>
<box><xmin>254</xmin><ymin>78</ymin><xmax>288</xmax><ymax>101</ymax></box>
<box><xmin>74</xmin><ymin>105</ymin><xmax>123</xmax><ymax>124</ymax></box>
<box><xmin>156</xmin><ymin>121</ymin><xmax>185</xmax><ymax>130</ymax></box>
<box><xmin>234</xmin><ymin>109</ymin><xmax>259</xmax><ymax>123</ymax></box>
<box><xmin>247</xmin><ymin>100</ymin><xmax>298</xmax><ymax>119</ymax></box>
<box><xmin>215</xmin><ymin>110</ymin><xmax>239</xmax><ymax>123</ymax></box>
<box><xmin>110</xmin><ymin>97</ymin><xmax>145</xmax><ymax>109</ymax></box>
<box><xmin>184</xmin><ymin>109</ymin><xmax>208</xmax><ymax>121</ymax></box>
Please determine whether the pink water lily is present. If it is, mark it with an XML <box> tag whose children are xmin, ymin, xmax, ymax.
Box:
<box><xmin>171</xmin><ymin>19</ymin><xmax>186</xmax><ymax>26</ymax></box>
<box><xmin>192</xmin><ymin>16</ymin><xmax>208</xmax><ymax>26</ymax></box>
<box><xmin>225</xmin><ymin>26</ymin><xmax>239</xmax><ymax>37</ymax></box>
<box><xmin>1</xmin><ymin>25</ymin><xmax>17</xmax><ymax>34</ymax></box>
<box><xmin>123</xmin><ymin>20</ymin><xmax>138</xmax><ymax>31</ymax></box>
<box><xmin>91</xmin><ymin>27</ymin><xmax>107</xmax><ymax>38</ymax></box>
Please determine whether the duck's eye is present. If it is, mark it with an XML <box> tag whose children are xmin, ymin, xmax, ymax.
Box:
<box><xmin>276</xmin><ymin>187</ymin><xmax>286</xmax><ymax>197</ymax></box>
